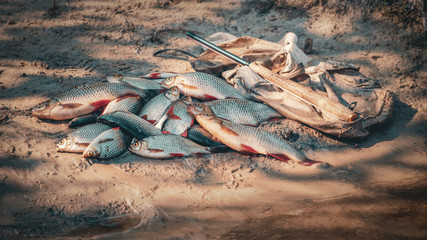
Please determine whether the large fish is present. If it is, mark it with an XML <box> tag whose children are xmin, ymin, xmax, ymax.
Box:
<box><xmin>32</xmin><ymin>82</ymin><xmax>154</xmax><ymax>120</ymax></box>
<box><xmin>129</xmin><ymin>134</ymin><xmax>209</xmax><ymax>159</ymax></box>
<box><xmin>56</xmin><ymin>123</ymin><xmax>112</xmax><ymax>153</ymax></box>
<box><xmin>83</xmin><ymin>127</ymin><xmax>131</xmax><ymax>159</ymax></box>
<box><xmin>106</xmin><ymin>74</ymin><xmax>164</xmax><ymax>90</ymax></box>
<box><xmin>162</xmin><ymin>95</ymin><xmax>194</xmax><ymax>137</ymax></box>
<box><xmin>161</xmin><ymin>72</ymin><xmax>246</xmax><ymax>100</ymax></box>
<box><xmin>204</xmin><ymin>99</ymin><xmax>282</xmax><ymax>126</ymax></box>
<box><xmin>101</xmin><ymin>96</ymin><xmax>142</xmax><ymax>115</ymax></box>
<box><xmin>138</xmin><ymin>86</ymin><xmax>180</xmax><ymax>125</ymax></box>
<box><xmin>187</xmin><ymin>104</ymin><xmax>321</xmax><ymax>166</ymax></box>
<box><xmin>98</xmin><ymin>111</ymin><xmax>162</xmax><ymax>140</ymax></box>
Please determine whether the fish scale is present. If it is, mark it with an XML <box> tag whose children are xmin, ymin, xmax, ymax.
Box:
<box><xmin>161</xmin><ymin>72</ymin><xmax>246</xmax><ymax>100</ymax></box>
<box><xmin>98</xmin><ymin>111</ymin><xmax>162</xmax><ymax>140</ymax></box>
<box><xmin>204</xmin><ymin>99</ymin><xmax>282</xmax><ymax>126</ymax></box>
<box><xmin>188</xmin><ymin>104</ymin><xmax>314</xmax><ymax>164</ymax></box>
<box><xmin>56</xmin><ymin>123</ymin><xmax>112</xmax><ymax>153</ymax></box>
<box><xmin>162</xmin><ymin>96</ymin><xmax>194</xmax><ymax>136</ymax></box>
<box><xmin>129</xmin><ymin>134</ymin><xmax>209</xmax><ymax>159</ymax></box>
<box><xmin>83</xmin><ymin>128</ymin><xmax>131</xmax><ymax>159</ymax></box>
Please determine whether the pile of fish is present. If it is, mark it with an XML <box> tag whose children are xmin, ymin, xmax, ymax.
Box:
<box><xmin>32</xmin><ymin>72</ymin><xmax>322</xmax><ymax>166</ymax></box>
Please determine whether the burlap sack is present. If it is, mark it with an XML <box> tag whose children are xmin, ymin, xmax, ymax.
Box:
<box><xmin>191</xmin><ymin>33</ymin><xmax>393</xmax><ymax>138</ymax></box>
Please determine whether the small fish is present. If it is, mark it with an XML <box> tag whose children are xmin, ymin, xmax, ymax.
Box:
<box><xmin>188</xmin><ymin>104</ymin><xmax>320</xmax><ymax>166</ymax></box>
<box><xmin>187</xmin><ymin>124</ymin><xmax>224</xmax><ymax>147</ymax></box>
<box><xmin>140</xmin><ymin>72</ymin><xmax>178</xmax><ymax>80</ymax></box>
<box><xmin>162</xmin><ymin>95</ymin><xmax>194</xmax><ymax>137</ymax></box>
<box><xmin>68</xmin><ymin>113</ymin><xmax>99</xmax><ymax>128</ymax></box>
<box><xmin>101</xmin><ymin>96</ymin><xmax>142</xmax><ymax>115</ymax></box>
<box><xmin>83</xmin><ymin>127</ymin><xmax>131</xmax><ymax>159</ymax></box>
<box><xmin>204</xmin><ymin>99</ymin><xmax>282</xmax><ymax>126</ymax></box>
<box><xmin>106</xmin><ymin>74</ymin><xmax>164</xmax><ymax>90</ymax></box>
<box><xmin>138</xmin><ymin>86</ymin><xmax>180</xmax><ymax>125</ymax></box>
<box><xmin>57</xmin><ymin>123</ymin><xmax>111</xmax><ymax>153</ymax></box>
<box><xmin>98</xmin><ymin>111</ymin><xmax>162</xmax><ymax>140</ymax></box>
<box><xmin>32</xmin><ymin>82</ymin><xmax>154</xmax><ymax>120</ymax></box>
<box><xmin>129</xmin><ymin>134</ymin><xmax>210</xmax><ymax>159</ymax></box>
<box><xmin>161</xmin><ymin>72</ymin><xmax>246</xmax><ymax>100</ymax></box>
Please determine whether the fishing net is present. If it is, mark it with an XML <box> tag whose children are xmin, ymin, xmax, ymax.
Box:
<box><xmin>191</xmin><ymin>32</ymin><xmax>394</xmax><ymax>138</ymax></box>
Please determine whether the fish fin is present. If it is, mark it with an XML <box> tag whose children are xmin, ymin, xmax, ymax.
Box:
<box><xmin>170</xmin><ymin>153</ymin><xmax>185</xmax><ymax>157</ymax></box>
<box><xmin>148</xmin><ymin>148</ymin><xmax>164</xmax><ymax>153</ymax></box>
<box><xmin>220</xmin><ymin>125</ymin><xmax>239</xmax><ymax>136</ymax></box>
<box><xmin>162</xmin><ymin>130</ymin><xmax>171</xmax><ymax>134</ymax></box>
<box><xmin>269</xmin><ymin>154</ymin><xmax>291</xmax><ymax>162</ymax></box>
<box><xmin>141</xmin><ymin>115</ymin><xmax>148</xmax><ymax>120</ymax></box>
<box><xmin>203</xmin><ymin>94</ymin><xmax>218</xmax><ymax>100</ymax></box>
<box><xmin>166</xmin><ymin>105</ymin><xmax>182</xmax><ymax>120</ymax></box>
<box><xmin>147</xmin><ymin>119</ymin><xmax>156</xmax><ymax>124</ymax></box>
<box><xmin>98</xmin><ymin>138</ymin><xmax>115</xmax><ymax>144</ymax></box>
<box><xmin>60</xmin><ymin>103</ymin><xmax>83</xmax><ymax>109</ymax></box>
<box><xmin>143</xmin><ymin>72</ymin><xmax>162</xmax><ymax>79</ymax></box>
<box><xmin>112</xmin><ymin>127</ymin><xmax>120</xmax><ymax>130</ymax></box>
<box><xmin>181</xmin><ymin>83</ymin><xmax>199</xmax><ymax>90</ymax></box>
<box><xmin>90</xmin><ymin>100</ymin><xmax>111</xmax><ymax>110</ymax></box>
<box><xmin>268</xmin><ymin>117</ymin><xmax>281</xmax><ymax>122</ymax></box>
<box><xmin>190</xmin><ymin>118</ymin><xmax>195</xmax><ymax>126</ymax></box>
<box><xmin>76</xmin><ymin>142</ymin><xmax>90</xmax><ymax>147</ymax></box>
<box><xmin>208</xmin><ymin>145</ymin><xmax>229</xmax><ymax>153</ymax></box>
<box><xmin>240</xmin><ymin>144</ymin><xmax>258</xmax><ymax>154</ymax></box>
<box><xmin>298</xmin><ymin>159</ymin><xmax>325</xmax><ymax>166</ymax></box>
<box><xmin>181</xmin><ymin>130</ymin><xmax>188</xmax><ymax>138</ymax></box>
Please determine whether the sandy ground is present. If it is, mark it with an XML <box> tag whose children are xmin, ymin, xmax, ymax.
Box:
<box><xmin>0</xmin><ymin>0</ymin><xmax>426</xmax><ymax>239</ymax></box>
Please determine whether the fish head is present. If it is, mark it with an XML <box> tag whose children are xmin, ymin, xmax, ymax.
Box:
<box><xmin>181</xmin><ymin>95</ymin><xmax>192</xmax><ymax>105</ymax></box>
<box><xmin>164</xmin><ymin>86</ymin><xmax>180</xmax><ymax>101</ymax></box>
<box><xmin>106</xmin><ymin>74</ymin><xmax>123</xmax><ymax>83</ymax></box>
<box><xmin>83</xmin><ymin>145</ymin><xmax>100</xmax><ymax>158</ymax></box>
<box><xmin>31</xmin><ymin>99</ymin><xmax>59</xmax><ymax>119</ymax></box>
<box><xmin>56</xmin><ymin>136</ymin><xmax>73</xmax><ymax>152</ymax></box>
<box><xmin>129</xmin><ymin>138</ymin><xmax>148</xmax><ymax>152</ymax></box>
<box><xmin>187</xmin><ymin>103</ymin><xmax>215</xmax><ymax>120</ymax></box>
<box><xmin>161</xmin><ymin>75</ymin><xmax>182</xmax><ymax>88</ymax></box>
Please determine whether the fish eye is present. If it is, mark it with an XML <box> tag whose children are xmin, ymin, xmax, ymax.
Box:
<box><xmin>59</xmin><ymin>139</ymin><xmax>65</xmax><ymax>145</ymax></box>
<box><xmin>34</xmin><ymin>102</ymin><xmax>47</xmax><ymax>111</ymax></box>
<box><xmin>170</xmin><ymin>87</ymin><xmax>176</xmax><ymax>92</ymax></box>
<box><xmin>132</xmin><ymin>141</ymin><xmax>139</xmax><ymax>149</ymax></box>
<box><xmin>87</xmin><ymin>151</ymin><xmax>93</xmax><ymax>157</ymax></box>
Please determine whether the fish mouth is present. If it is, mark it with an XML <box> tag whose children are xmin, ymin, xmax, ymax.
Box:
<box><xmin>187</xmin><ymin>104</ymin><xmax>199</xmax><ymax>117</ymax></box>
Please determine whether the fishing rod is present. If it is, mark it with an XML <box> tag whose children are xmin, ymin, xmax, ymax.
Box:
<box><xmin>186</xmin><ymin>32</ymin><xmax>358</xmax><ymax>122</ymax></box>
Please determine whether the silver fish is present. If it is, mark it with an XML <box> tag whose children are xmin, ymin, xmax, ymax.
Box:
<box><xmin>57</xmin><ymin>123</ymin><xmax>111</xmax><ymax>153</ymax></box>
<box><xmin>83</xmin><ymin>127</ymin><xmax>131</xmax><ymax>159</ymax></box>
<box><xmin>138</xmin><ymin>86</ymin><xmax>180</xmax><ymax>125</ymax></box>
<box><xmin>204</xmin><ymin>99</ymin><xmax>282</xmax><ymax>126</ymax></box>
<box><xmin>188</xmin><ymin>104</ymin><xmax>321</xmax><ymax>166</ymax></box>
<box><xmin>129</xmin><ymin>135</ymin><xmax>209</xmax><ymax>159</ymax></box>
<box><xmin>32</xmin><ymin>82</ymin><xmax>154</xmax><ymax>120</ymax></box>
<box><xmin>162</xmin><ymin>95</ymin><xmax>194</xmax><ymax>137</ymax></box>
<box><xmin>101</xmin><ymin>96</ymin><xmax>142</xmax><ymax>115</ymax></box>
<box><xmin>98</xmin><ymin>111</ymin><xmax>162</xmax><ymax>140</ymax></box>
<box><xmin>161</xmin><ymin>72</ymin><xmax>246</xmax><ymax>100</ymax></box>
<box><xmin>106</xmin><ymin>74</ymin><xmax>164</xmax><ymax>90</ymax></box>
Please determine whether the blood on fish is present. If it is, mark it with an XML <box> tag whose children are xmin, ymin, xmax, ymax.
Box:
<box><xmin>240</xmin><ymin>144</ymin><xmax>258</xmax><ymax>154</ymax></box>
<box><xmin>170</xmin><ymin>153</ymin><xmax>185</xmax><ymax>157</ymax></box>
<box><xmin>60</xmin><ymin>103</ymin><xmax>83</xmax><ymax>109</ymax></box>
<box><xmin>269</xmin><ymin>154</ymin><xmax>291</xmax><ymax>162</ymax></box>
<box><xmin>90</xmin><ymin>100</ymin><xmax>111</xmax><ymax>110</ymax></box>
<box><xmin>203</xmin><ymin>94</ymin><xmax>218</xmax><ymax>100</ymax></box>
<box><xmin>220</xmin><ymin>125</ymin><xmax>239</xmax><ymax>136</ymax></box>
